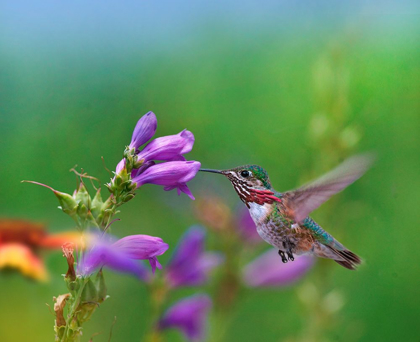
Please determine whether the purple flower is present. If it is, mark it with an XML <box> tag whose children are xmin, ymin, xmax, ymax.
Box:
<box><xmin>129</xmin><ymin>111</ymin><xmax>157</xmax><ymax>149</ymax></box>
<box><xmin>159</xmin><ymin>294</ymin><xmax>212</xmax><ymax>342</ymax></box>
<box><xmin>137</xmin><ymin>129</ymin><xmax>195</xmax><ymax>162</ymax></box>
<box><xmin>165</xmin><ymin>226</ymin><xmax>223</xmax><ymax>288</ymax></box>
<box><xmin>236</xmin><ymin>207</ymin><xmax>261</xmax><ymax>244</ymax></box>
<box><xmin>78</xmin><ymin>234</ymin><xmax>168</xmax><ymax>280</ymax></box>
<box><xmin>112</xmin><ymin>235</ymin><xmax>169</xmax><ymax>272</ymax></box>
<box><xmin>242</xmin><ymin>249</ymin><xmax>314</xmax><ymax>287</ymax></box>
<box><xmin>113</xmin><ymin>112</ymin><xmax>200</xmax><ymax>199</ymax></box>
<box><xmin>132</xmin><ymin>161</ymin><xmax>201</xmax><ymax>200</ymax></box>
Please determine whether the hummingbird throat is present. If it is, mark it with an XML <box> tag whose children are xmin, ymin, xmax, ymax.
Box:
<box><xmin>229</xmin><ymin>177</ymin><xmax>281</xmax><ymax>208</ymax></box>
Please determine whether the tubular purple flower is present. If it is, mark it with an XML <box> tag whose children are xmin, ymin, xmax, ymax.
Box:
<box><xmin>165</xmin><ymin>226</ymin><xmax>223</xmax><ymax>288</ymax></box>
<box><xmin>137</xmin><ymin>129</ymin><xmax>195</xmax><ymax>162</ymax></box>
<box><xmin>243</xmin><ymin>249</ymin><xmax>314</xmax><ymax>287</ymax></box>
<box><xmin>129</xmin><ymin>111</ymin><xmax>157</xmax><ymax>149</ymax></box>
<box><xmin>113</xmin><ymin>234</ymin><xmax>169</xmax><ymax>272</ymax></box>
<box><xmin>132</xmin><ymin>161</ymin><xmax>201</xmax><ymax>200</ymax></box>
<box><xmin>159</xmin><ymin>294</ymin><xmax>212</xmax><ymax>342</ymax></box>
<box><xmin>77</xmin><ymin>234</ymin><xmax>168</xmax><ymax>280</ymax></box>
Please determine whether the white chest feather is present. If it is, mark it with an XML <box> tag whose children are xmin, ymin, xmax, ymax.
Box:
<box><xmin>248</xmin><ymin>202</ymin><xmax>271</xmax><ymax>225</ymax></box>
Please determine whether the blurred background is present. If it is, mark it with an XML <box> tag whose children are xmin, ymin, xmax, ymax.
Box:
<box><xmin>0</xmin><ymin>0</ymin><xmax>419</xmax><ymax>341</ymax></box>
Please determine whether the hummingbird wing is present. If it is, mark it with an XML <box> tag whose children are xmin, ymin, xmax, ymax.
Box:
<box><xmin>283</xmin><ymin>154</ymin><xmax>374</xmax><ymax>223</ymax></box>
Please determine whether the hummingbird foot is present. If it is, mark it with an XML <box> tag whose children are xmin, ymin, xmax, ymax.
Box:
<box><xmin>282</xmin><ymin>240</ymin><xmax>295</xmax><ymax>262</ymax></box>
<box><xmin>278</xmin><ymin>250</ymin><xmax>288</xmax><ymax>263</ymax></box>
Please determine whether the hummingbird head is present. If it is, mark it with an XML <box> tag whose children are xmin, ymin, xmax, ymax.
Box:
<box><xmin>200</xmin><ymin>165</ymin><xmax>280</xmax><ymax>207</ymax></box>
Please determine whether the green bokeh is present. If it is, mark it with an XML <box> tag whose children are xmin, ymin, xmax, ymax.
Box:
<box><xmin>1</xmin><ymin>6</ymin><xmax>419</xmax><ymax>342</ymax></box>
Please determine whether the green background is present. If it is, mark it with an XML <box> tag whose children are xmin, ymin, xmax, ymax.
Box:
<box><xmin>0</xmin><ymin>1</ymin><xmax>419</xmax><ymax>341</ymax></box>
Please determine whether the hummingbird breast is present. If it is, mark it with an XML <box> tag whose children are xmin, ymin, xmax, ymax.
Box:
<box><xmin>248</xmin><ymin>202</ymin><xmax>305</xmax><ymax>252</ymax></box>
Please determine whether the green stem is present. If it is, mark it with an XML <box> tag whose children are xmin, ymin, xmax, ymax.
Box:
<box><xmin>59</xmin><ymin>278</ymin><xmax>89</xmax><ymax>342</ymax></box>
<box><xmin>144</xmin><ymin>280</ymin><xmax>169</xmax><ymax>342</ymax></box>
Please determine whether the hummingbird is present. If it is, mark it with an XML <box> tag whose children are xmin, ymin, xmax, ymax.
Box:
<box><xmin>200</xmin><ymin>154</ymin><xmax>373</xmax><ymax>270</ymax></box>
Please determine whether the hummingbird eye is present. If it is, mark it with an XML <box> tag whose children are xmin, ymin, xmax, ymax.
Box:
<box><xmin>240</xmin><ymin>170</ymin><xmax>250</xmax><ymax>178</ymax></box>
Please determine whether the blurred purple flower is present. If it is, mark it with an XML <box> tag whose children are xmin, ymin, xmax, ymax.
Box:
<box><xmin>129</xmin><ymin>111</ymin><xmax>157</xmax><ymax>149</ymax></box>
<box><xmin>236</xmin><ymin>207</ymin><xmax>261</xmax><ymax>244</ymax></box>
<box><xmin>165</xmin><ymin>226</ymin><xmax>223</xmax><ymax>288</ymax></box>
<box><xmin>132</xmin><ymin>161</ymin><xmax>201</xmax><ymax>200</ymax></box>
<box><xmin>78</xmin><ymin>234</ymin><xmax>168</xmax><ymax>280</ymax></box>
<box><xmin>159</xmin><ymin>294</ymin><xmax>212</xmax><ymax>342</ymax></box>
<box><xmin>243</xmin><ymin>249</ymin><xmax>314</xmax><ymax>287</ymax></box>
<box><xmin>112</xmin><ymin>235</ymin><xmax>169</xmax><ymax>272</ymax></box>
<box><xmin>137</xmin><ymin>129</ymin><xmax>194</xmax><ymax>162</ymax></box>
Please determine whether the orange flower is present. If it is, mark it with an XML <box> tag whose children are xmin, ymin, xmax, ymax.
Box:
<box><xmin>0</xmin><ymin>220</ymin><xmax>80</xmax><ymax>281</ymax></box>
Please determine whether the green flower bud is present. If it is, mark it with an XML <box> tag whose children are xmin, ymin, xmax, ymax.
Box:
<box><xmin>75</xmin><ymin>182</ymin><xmax>91</xmax><ymax>210</ymax></box>
<box><xmin>77</xmin><ymin>203</ymin><xmax>89</xmax><ymax>221</ymax></box>
<box><xmin>77</xmin><ymin>279</ymin><xmax>100</xmax><ymax>323</ymax></box>
<box><xmin>95</xmin><ymin>270</ymin><xmax>108</xmax><ymax>303</ymax></box>
<box><xmin>90</xmin><ymin>189</ymin><xmax>104</xmax><ymax>219</ymax></box>
<box><xmin>81</xmin><ymin>278</ymin><xmax>98</xmax><ymax>303</ymax></box>
<box><xmin>122</xmin><ymin>193</ymin><xmax>135</xmax><ymax>203</ymax></box>
<box><xmin>54</xmin><ymin>190</ymin><xmax>79</xmax><ymax>220</ymax></box>
<box><xmin>96</xmin><ymin>197</ymin><xmax>115</xmax><ymax>229</ymax></box>
<box><xmin>86</xmin><ymin>210</ymin><xmax>99</xmax><ymax>228</ymax></box>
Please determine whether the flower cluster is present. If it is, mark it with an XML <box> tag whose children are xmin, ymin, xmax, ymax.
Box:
<box><xmin>156</xmin><ymin>227</ymin><xmax>222</xmax><ymax>341</ymax></box>
<box><xmin>24</xmin><ymin>111</ymin><xmax>204</xmax><ymax>342</ymax></box>
<box><xmin>110</xmin><ymin>112</ymin><xmax>201</xmax><ymax>201</ymax></box>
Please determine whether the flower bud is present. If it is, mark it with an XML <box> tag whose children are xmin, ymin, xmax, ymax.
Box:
<box><xmin>90</xmin><ymin>189</ymin><xmax>104</xmax><ymax>219</ymax></box>
<box><xmin>95</xmin><ymin>269</ymin><xmax>108</xmax><ymax>303</ymax></box>
<box><xmin>81</xmin><ymin>278</ymin><xmax>98</xmax><ymax>303</ymax></box>
<box><xmin>74</xmin><ymin>182</ymin><xmax>91</xmax><ymax>210</ymax></box>
<box><xmin>54</xmin><ymin>191</ymin><xmax>78</xmax><ymax>219</ymax></box>
<box><xmin>78</xmin><ymin>278</ymin><xmax>100</xmax><ymax>323</ymax></box>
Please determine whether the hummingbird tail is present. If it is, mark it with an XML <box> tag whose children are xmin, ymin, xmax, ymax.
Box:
<box><xmin>328</xmin><ymin>247</ymin><xmax>362</xmax><ymax>270</ymax></box>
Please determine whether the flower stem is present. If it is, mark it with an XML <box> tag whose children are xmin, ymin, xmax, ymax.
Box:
<box><xmin>59</xmin><ymin>278</ymin><xmax>89</xmax><ymax>342</ymax></box>
<box><xmin>144</xmin><ymin>279</ymin><xmax>169</xmax><ymax>342</ymax></box>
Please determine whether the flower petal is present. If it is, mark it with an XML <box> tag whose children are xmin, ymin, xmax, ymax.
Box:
<box><xmin>159</xmin><ymin>295</ymin><xmax>212</xmax><ymax>342</ymax></box>
<box><xmin>112</xmin><ymin>234</ymin><xmax>169</xmax><ymax>260</ymax></box>
<box><xmin>133</xmin><ymin>161</ymin><xmax>201</xmax><ymax>199</ymax></box>
<box><xmin>129</xmin><ymin>111</ymin><xmax>157</xmax><ymax>149</ymax></box>
<box><xmin>166</xmin><ymin>226</ymin><xmax>223</xmax><ymax>287</ymax></box>
<box><xmin>137</xmin><ymin>129</ymin><xmax>195</xmax><ymax>162</ymax></box>
<box><xmin>167</xmin><ymin>226</ymin><xmax>205</xmax><ymax>270</ymax></box>
<box><xmin>0</xmin><ymin>243</ymin><xmax>48</xmax><ymax>281</ymax></box>
<box><xmin>78</xmin><ymin>236</ymin><xmax>151</xmax><ymax>281</ymax></box>
<box><xmin>243</xmin><ymin>248</ymin><xmax>314</xmax><ymax>287</ymax></box>
<box><xmin>112</xmin><ymin>234</ymin><xmax>168</xmax><ymax>273</ymax></box>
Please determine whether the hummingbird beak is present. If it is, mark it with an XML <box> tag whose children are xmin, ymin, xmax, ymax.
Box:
<box><xmin>199</xmin><ymin>168</ymin><xmax>225</xmax><ymax>175</ymax></box>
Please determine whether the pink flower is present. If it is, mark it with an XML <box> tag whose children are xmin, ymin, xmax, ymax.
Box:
<box><xmin>78</xmin><ymin>234</ymin><xmax>169</xmax><ymax>280</ymax></box>
<box><xmin>137</xmin><ymin>129</ymin><xmax>195</xmax><ymax>162</ymax></box>
<box><xmin>165</xmin><ymin>226</ymin><xmax>223</xmax><ymax>287</ymax></box>
<box><xmin>132</xmin><ymin>161</ymin><xmax>201</xmax><ymax>200</ymax></box>
<box><xmin>243</xmin><ymin>248</ymin><xmax>314</xmax><ymax>287</ymax></box>
<box><xmin>159</xmin><ymin>295</ymin><xmax>212</xmax><ymax>342</ymax></box>
<box><xmin>129</xmin><ymin>111</ymin><xmax>157</xmax><ymax>149</ymax></box>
